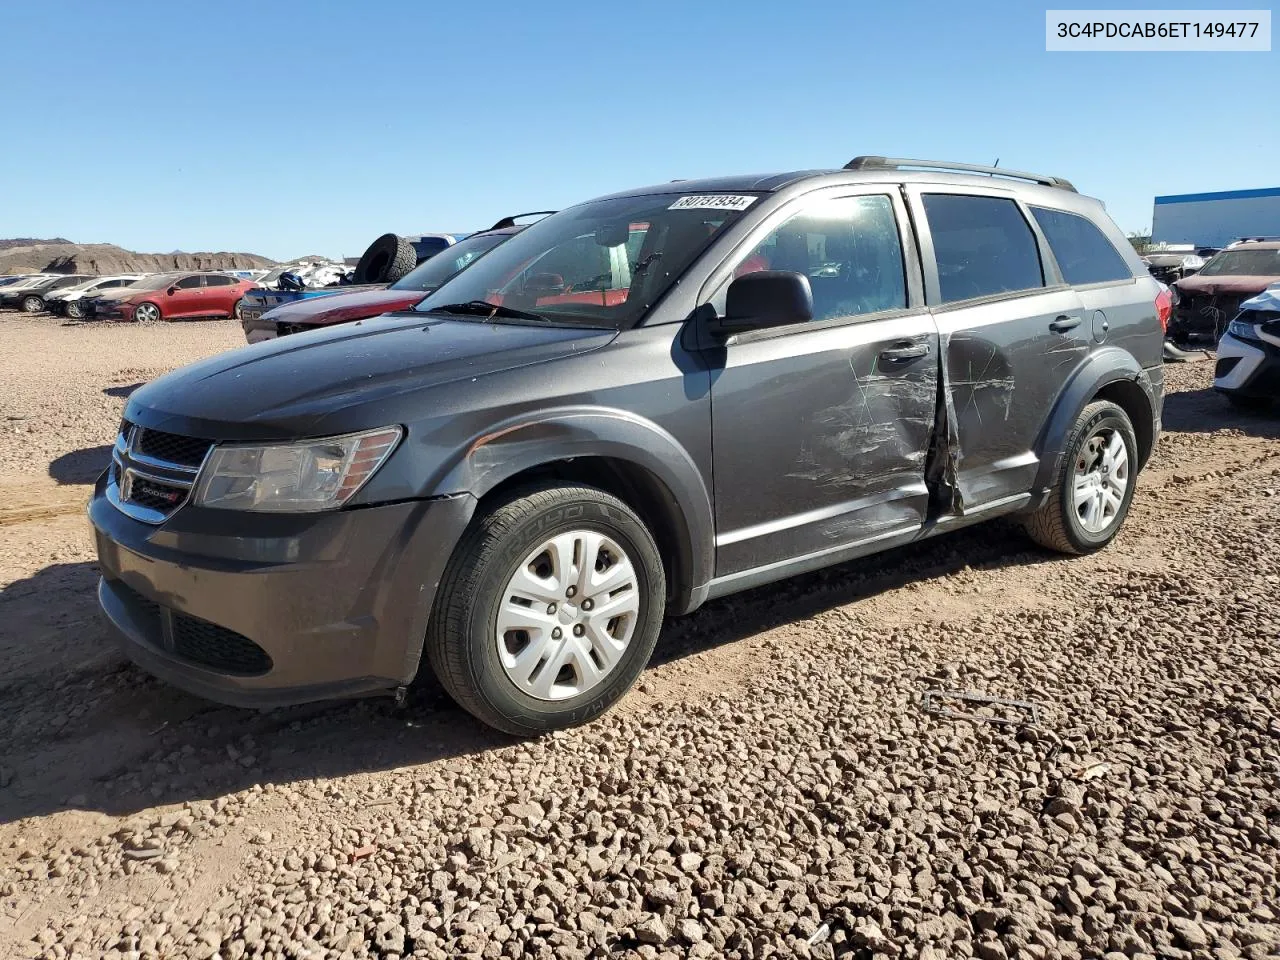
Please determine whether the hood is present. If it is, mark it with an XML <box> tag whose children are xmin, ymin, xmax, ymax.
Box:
<box><xmin>1174</xmin><ymin>273</ymin><xmax>1280</xmax><ymax>296</ymax></box>
<box><xmin>263</xmin><ymin>287</ymin><xmax>426</xmax><ymax>326</ymax></box>
<box><xmin>125</xmin><ymin>313</ymin><xmax>617</xmax><ymax>439</ymax></box>
<box><xmin>94</xmin><ymin>286</ymin><xmax>156</xmax><ymax>303</ymax></box>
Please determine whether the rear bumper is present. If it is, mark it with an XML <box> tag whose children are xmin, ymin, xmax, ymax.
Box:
<box><xmin>90</xmin><ymin>476</ymin><xmax>476</xmax><ymax>707</ymax></box>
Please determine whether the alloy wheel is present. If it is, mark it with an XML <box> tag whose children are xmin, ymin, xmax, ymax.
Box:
<box><xmin>1072</xmin><ymin>426</ymin><xmax>1129</xmax><ymax>534</ymax></box>
<box><xmin>134</xmin><ymin>303</ymin><xmax>160</xmax><ymax>323</ymax></box>
<box><xmin>496</xmin><ymin>530</ymin><xmax>640</xmax><ymax>701</ymax></box>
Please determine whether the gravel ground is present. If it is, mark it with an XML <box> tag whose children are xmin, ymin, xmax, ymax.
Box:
<box><xmin>1</xmin><ymin>313</ymin><xmax>1277</xmax><ymax>960</ymax></box>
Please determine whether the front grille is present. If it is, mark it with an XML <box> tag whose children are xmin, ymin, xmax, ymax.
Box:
<box><xmin>134</xmin><ymin>428</ymin><xmax>213</xmax><ymax>468</ymax></box>
<box><xmin>128</xmin><ymin>474</ymin><xmax>190</xmax><ymax>511</ymax></box>
<box><xmin>172</xmin><ymin>614</ymin><xmax>273</xmax><ymax>675</ymax></box>
<box><xmin>111</xmin><ymin>581</ymin><xmax>272</xmax><ymax>676</ymax></box>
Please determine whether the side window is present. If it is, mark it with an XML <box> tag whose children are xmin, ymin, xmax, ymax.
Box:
<box><xmin>922</xmin><ymin>194</ymin><xmax>1044</xmax><ymax>303</ymax></box>
<box><xmin>205</xmin><ymin>274</ymin><xmax>234</xmax><ymax>286</ymax></box>
<box><xmin>1030</xmin><ymin>206</ymin><xmax>1133</xmax><ymax>285</ymax></box>
<box><xmin>726</xmin><ymin>195</ymin><xmax>907</xmax><ymax>323</ymax></box>
<box><xmin>174</xmin><ymin>275</ymin><xmax>203</xmax><ymax>289</ymax></box>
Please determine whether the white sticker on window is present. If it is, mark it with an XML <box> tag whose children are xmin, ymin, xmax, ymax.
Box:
<box><xmin>668</xmin><ymin>194</ymin><xmax>757</xmax><ymax>212</ymax></box>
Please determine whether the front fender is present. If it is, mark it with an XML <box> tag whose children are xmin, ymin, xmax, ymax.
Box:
<box><xmin>430</xmin><ymin>406</ymin><xmax>715</xmax><ymax>613</ymax></box>
<box><xmin>1032</xmin><ymin>347</ymin><xmax>1158</xmax><ymax>495</ymax></box>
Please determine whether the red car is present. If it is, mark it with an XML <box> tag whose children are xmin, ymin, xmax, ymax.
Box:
<box><xmin>91</xmin><ymin>272</ymin><xmax>258</xmax><ymax>323</ymax></box>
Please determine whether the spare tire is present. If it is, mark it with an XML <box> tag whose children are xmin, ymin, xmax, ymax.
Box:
<box><xmin>352</xmin><ymin>233</ymin><xmax>417</xmax><ymax>285</ymax></box>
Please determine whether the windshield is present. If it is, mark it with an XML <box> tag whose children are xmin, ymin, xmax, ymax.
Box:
<box><xmin>127</xmin><ymin>275</ymin><xmax>179</xmax><ymax>291</ymax></box>
<box><xmin>391</xmin><ymin>232</ymin><xmax>509</xmax><ymax>292</ymax></box>
<box><xmin>415</xmin><ymin>192</ymin><xmax>761</xmax><ymax>328</ymax></box>
<box><xmin>1197</xmin><ymin>248</ymin><xmax>1280</xmax><ymax>277</ymax></box>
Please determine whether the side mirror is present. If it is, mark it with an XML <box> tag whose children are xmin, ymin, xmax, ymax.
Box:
<box><xmin>166</xmin><ymin>286</ymin><xmax>177</xmax><ymax>296</ymax></box>
<box><xmin>711</xmin><ymin>271</ymin><xmax>813</xmax><ymax>335</ymax></box>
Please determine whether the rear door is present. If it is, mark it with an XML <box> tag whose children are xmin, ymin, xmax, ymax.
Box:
<box><xmin>202</xmin><ymin>274</ymin><xmax>239</xmax><ymax>315</ymax></box>
<box><xmin>704</xmin><ymin>188</ymin><xmax>938</xmax><ymax>577</ymax></box>
<box><xmin>165</xmin><ymin>275</ymin><xmax>206</xmax><ymax>317</ymax></box>
<box><xmin>906</xmin><ymin>188</ymin><xmax>1087</xmax><ymax>512</ymax></box>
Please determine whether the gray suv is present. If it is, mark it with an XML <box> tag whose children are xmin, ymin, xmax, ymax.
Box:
<box><xmin>91</xmin><ymin>157</ymin><xmax>1165</xmax><ymax>735</ymax></box>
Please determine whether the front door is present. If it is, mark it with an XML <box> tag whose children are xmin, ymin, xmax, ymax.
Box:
<box><xmin>908</xmin><ymin>188</ymin><xmax>1088</xmax><ymax>510</ymax></box>
<box><xmin>165</xmin><ymin>275</ymin><xmax>206</xmax><ymax>317</ymax></box>
<box><xmin>705</xmin><ymin>190</ymin><xmax>938</xmax><ymax>577</ymax></box>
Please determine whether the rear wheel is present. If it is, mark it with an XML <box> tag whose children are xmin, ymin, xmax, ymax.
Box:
<box><xmin>232</xmin><ymin>299</ymin><xmax>244</xmax><ymax>321</ymax></box>
<box><xmin>21</xmin><ymin>295</ymin><xmax>43</xmax><ymax>313</ymax></box>
<box><xmin>426</xmin><ymin>483</ymin><xmax>666</xmax><ymax>736</ymax></box>
<box><xmin>133</xmin><ymin>301</ymin><xmax>162</xmax><ymax>323</ymax></box>
<box><xmin>1023</xmin><ymin>400</ymin><xmax>1138</xmax><ymax>555</ymax></box>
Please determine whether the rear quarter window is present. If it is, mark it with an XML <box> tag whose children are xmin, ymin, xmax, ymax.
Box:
<box><xmin>1030</xmin><ymin>206</ymin><xmax>1132</xmax><ymax>285</ymax></box>
<box><xmin>922</xmin><ymin>194</ymin><xmax>1044</xmax><ymax>303</ymax></box>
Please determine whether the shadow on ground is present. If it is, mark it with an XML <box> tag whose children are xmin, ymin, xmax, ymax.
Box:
<box><xmin>0</xmin><ymin>520</ymin><xmax>1052</xmax><ymax>824</ymax></box>
<box><xmin>1163</xmin><ymin>387</ymin><xmax>1280</xmax><ymax>437</ymax></box>
<box><xmin>48</xmin><ymin>445</ymin><xmax>113</xmax><ymax>485</ymax></box>
<box><xmin>103</xmin><ymin>383</ymin><xmax>144</xmax><ymax>399</ymax></box>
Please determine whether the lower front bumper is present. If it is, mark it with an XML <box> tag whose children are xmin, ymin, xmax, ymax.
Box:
<box><xmin>1215</xmin><ymin>331</ymin><xmax>1280</xmax><ymax>398</ymax></box>
<box><xmin>91</xmin><ymin>484</ymin><xmax>476</xmax><ymax>707</ymax></box>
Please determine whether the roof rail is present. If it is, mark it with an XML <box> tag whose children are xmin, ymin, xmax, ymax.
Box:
<box><xmin>843</xmin><ymin>156</ymin><xmax>1077</xmax><ymax>192</ymax></box>
<box><xmin>487</xmin><ymin>210</ymin><xmax>558</xmax><ymax>230</ymax></box>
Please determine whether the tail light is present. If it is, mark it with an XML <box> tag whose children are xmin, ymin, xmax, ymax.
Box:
<box><xmin>1155</xmin><ymin>288</ymin><xmax>1172</xmax><ymax>333</ymax></box>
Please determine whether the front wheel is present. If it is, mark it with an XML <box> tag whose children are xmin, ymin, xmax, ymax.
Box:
<box><xmin>21</xmin><ymin>295</ymin><xmax>43</xmax><ymax>313</ymax></box>
<box><xmin>133</xmin><ymin>301</ymin><xmax>162</xmax><ymax>323</ymax></box>
<box><xmin>66</xmin><ymin>300</ymin><xmax>83</xmax><ymax>319</ymax></box>
<box><xmin>426</xmin><ymin>483</ymin><xmax>667</xmax><ymax>736</ymax></box>
<box><xmin>1023</xmin><ymin>400</ymin><xmax>1138</xmax><ymax>555</ymax></box>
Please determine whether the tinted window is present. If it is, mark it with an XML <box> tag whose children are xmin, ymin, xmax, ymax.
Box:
<box><xmin>391</xmin><ymin>233</ymin><xmax>508</xmax><ymax>292</ymax></box>
<box><xmin>1031</xmin><ymin>206</ymin><xmax>1132</xmax><ymax>285</ymax></box>
<box><xmin>731</xmin><ymin>195</ymin><xmax>907</xmax><ymax>322</ymax></box>
<box><xmin>923</xmin><ymin>194</ymin><xmax>1044</xmax><ymax>302</ymax></box>
<box><xmin>411</xmin><ymin>237</ymin><xmax>451</xmax><ymax>262</ymax></box>
<box><xmin>174</xmin><ymin>276</ymin><xmax>203</xmax><ymax>289</ymax></box>
<box><xmin>204</xmin><ymin>274</ymin><xmax>235</xmax><ymax>286</ymax></box>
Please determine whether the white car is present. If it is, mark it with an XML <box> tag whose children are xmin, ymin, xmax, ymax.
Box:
<box><xmin>45</xmin><ymin>275</ymin><xmax>146</xmax><ymax>318</ymax></box>
<box><xmin>1214</xmin><ymin>282</ymin><xmax>1280</xmax><ymax>411</ymax></box>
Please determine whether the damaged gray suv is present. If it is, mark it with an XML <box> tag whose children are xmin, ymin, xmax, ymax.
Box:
<box><xmin>91</xmin><ymin>157</ymin><xmax>1165</xmax><ymax>735</ymax></box>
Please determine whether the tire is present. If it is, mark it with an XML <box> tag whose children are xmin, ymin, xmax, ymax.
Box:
<box><xmin>426</xmin><ymin>483</ymin><xmax>667</xmax><ymax>736</ymax></box>
<box><xmin>1225</xmin><ymin>393</ymin><xmax>1271</xmax><ymax>412</ymax></box>
<box><xmin>232</xmin><ymin>298</ymin><xmax>244</xmax><ymax>321</ymax></box>
<box><xmin>66</xmin><ymin>300</ymin><xmax>82</xmax><ymax>319</ymax></box>
<box><xmin>21</xmin><ymin>295</ymin><xmax>43</xmax><ymax>313</ymax></box>
<box><xmin>133</xmin><ymin>301</ymin><xmax>162</xmax><ymax>323</ymax></box>
<box><xmin>1023</xmin><ymin>400</ymin><xmax>1138</xmax><ymax>555</ymax></box>
<box><xmin>352</xmin><ymin>233</ymin><xmax>417</xmax><ymax>285</ymax></box>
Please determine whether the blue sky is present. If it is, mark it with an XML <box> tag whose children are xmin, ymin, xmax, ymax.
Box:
<box><xmin>1</xmin><ymin>0</ymin><xmax>1274</xmax><ymax>260</ymax></box>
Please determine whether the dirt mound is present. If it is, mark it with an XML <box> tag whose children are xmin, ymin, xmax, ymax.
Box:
<box><xmin>0</xmin><ymin>241</ymin><xmax>275</xmax><ymax>276</ymax></box>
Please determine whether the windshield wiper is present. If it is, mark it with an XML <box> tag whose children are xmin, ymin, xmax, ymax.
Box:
<box><xmin>428</xmin><ymin>300</ymin><xmax>550</xmax><ymax>323</ymax></box>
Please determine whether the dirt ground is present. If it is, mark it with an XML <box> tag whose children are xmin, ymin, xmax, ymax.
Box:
<box><xmin>0</xmin><ymin>314</ymin><xmax>1277</xmax><ymax>960</ymax></box>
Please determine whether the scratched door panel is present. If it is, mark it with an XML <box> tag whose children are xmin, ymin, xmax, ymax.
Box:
<box><xmin>933</xmin><ymin>287</ymin><xmax>1087</xmax><ymax>508</ymax></box>
<box><xmin>710</xmin><ymin>312</ymin><xmax>939</xmax><ymax>576</ymax></box>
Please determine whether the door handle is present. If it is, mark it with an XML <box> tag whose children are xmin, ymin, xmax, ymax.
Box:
<box><xmin>1049</xmin><ymin>314</ymin><xmax>1082</xmax><ymax>333</ymax></box>
<box><xmin>879</xmin><ymin>341</ymin><xmax>930</xmax><ymax>363</ymax></box>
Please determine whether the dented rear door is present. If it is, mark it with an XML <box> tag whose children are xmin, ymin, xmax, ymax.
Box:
<box><xmin>704</xmin><ymin>189</ymin><xmax>938</xmax><ymax>576</ymax></box>
<box><xmin>907</xmin><ymin>187</ymin><xmax>1088</xmax><ymax>513</ymax></box>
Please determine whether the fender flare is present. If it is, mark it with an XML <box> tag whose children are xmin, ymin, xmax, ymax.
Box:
<box><xmin>430</xmin><ymin>406</ymin><xmax>715</xmax><ymax>613</ymax></box>
<box><xmin>1031</xmin><ymin>347</ymin><xmax>1157</xmax><ymax>495</ymax></box>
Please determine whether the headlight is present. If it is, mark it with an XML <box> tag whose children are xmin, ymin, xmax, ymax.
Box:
<box><xmin>1226</xmin><ymin>318</ymin><xmax>1260</xmax><ymax>342</ymax></box>
<box><xmin>193</xmin><ymin>426</ymin><xmax>402</xmax><ymax>512</ymax></box>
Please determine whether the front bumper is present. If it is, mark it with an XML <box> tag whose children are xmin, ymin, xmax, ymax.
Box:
<box><xmin>1215</xmin><ymin>330</ymin><xmax>1280</xmax><ymax>398</ymax></box>
<box><xmin>90</xmin><ymin>476</ymin><xmax>476</xmax><ymax>707</ymax></box>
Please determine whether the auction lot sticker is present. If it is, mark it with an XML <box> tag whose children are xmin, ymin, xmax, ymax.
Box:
<box><xmin>1046</xmin><ymin>9</ymin><xmax>1271</xmax><ymax>50</ymax></box>
<box><xmin>669</xmin><ymin>195</ymin><xmax>758</xmax><ymax>211</ymax></box>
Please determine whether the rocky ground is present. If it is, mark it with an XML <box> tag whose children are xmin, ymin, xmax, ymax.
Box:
<box><xmin>0</xmin><ymin>313</ymin><xmax>1277</xmax><ymax>960</ymax></box>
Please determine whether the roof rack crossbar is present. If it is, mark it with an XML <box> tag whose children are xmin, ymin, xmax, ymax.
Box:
<box><xmin>487</xmin><ymin>210</ymin><xmax>558</xmax><ymax>230</ymax></box>
<box><xmin>843</xmin><ymin>156</ymin><xmax>1077</xmax><ymax>192</ymax></box>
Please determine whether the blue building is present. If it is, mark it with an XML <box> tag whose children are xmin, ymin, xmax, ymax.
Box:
<box><xmin>1152</xmin><ymin>187</ymin><xmax>1280</xmax><ymax>248</ymax></box>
